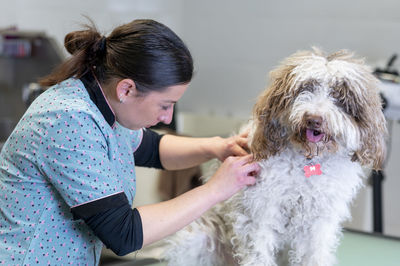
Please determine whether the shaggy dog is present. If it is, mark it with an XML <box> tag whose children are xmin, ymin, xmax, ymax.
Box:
<box><xmin>163</xmin><ymin>48</ymin><xmax>387</xmax><ymax>266</ymax></box>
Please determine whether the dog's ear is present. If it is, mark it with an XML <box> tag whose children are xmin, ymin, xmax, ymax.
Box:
<box><xmin>352</xmin><ymin>112</ymin><xmax>386</xmax><ymax>169</ymax></box>
<box><xmin>251</xmin><ymin>65</ymin><xmax>295</xmax><ymax>161</ymax></box>
<box><xmin>351</xmin><ymin>79</ymin><xmax>387</xmax><ymax>170</ymax></box>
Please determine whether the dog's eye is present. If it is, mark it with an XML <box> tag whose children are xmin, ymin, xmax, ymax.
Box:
<box><xmin>301</xmin><ymin>85</ymin><xmax>314</xmax><ymax>93</ymax></box>
<box><xmin>330</xmin><ymin>90</ymin><xmax>341</xmax><ymax>99</ymax></box>
<box><xmin>330</xmin><ymin>89</ymin><xmax>361</xmax><ymax>120</ymax></box>
<box><xmin>296</xmin><ymin>80</ymin><xmax>319</xmax><ymax>98</ymax></box>
<box><xmin>299</xmin><ymin>80</ymin><xmax>318</xmax><ymax>93</ymax></box>
<box><xmin>331</xmin><ymin>91</ymin><xmax>350</xmax><ymax>112</ymax></box>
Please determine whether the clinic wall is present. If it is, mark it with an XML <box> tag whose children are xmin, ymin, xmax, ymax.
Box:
<box><xmin>179</xmin><ymin>0</ymin><xmax>400</xmax><ymax>117</ymax></box>
<box><xmin>1</xmin><ymin>0</ymin><xmax>400</xmax><ymax>237</ymax></box>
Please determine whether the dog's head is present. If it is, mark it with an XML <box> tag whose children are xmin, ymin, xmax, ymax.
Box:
<box><xmin>251</xmin><ymin>48</ymin><xmax>387</xmax><ymax>169</ymax></box>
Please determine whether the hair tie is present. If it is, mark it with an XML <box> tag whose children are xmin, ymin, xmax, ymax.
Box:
<box><xmin>99</xmin><ymin>36</ymin><xmax>107</xmax><ymax>54</ymax></box>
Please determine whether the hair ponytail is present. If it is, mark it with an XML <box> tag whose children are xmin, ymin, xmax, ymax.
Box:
<box><xmin>39</xmin><ymin>19</ymin><xmax>193</xmax><ymax>92</ymax></box>
<box><xmin>39</xmin><ymin>22</ymin><xmax>106</xmax><ymax>87</ymax></box>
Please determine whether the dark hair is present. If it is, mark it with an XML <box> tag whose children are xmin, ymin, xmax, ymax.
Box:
<box><xmin>40</xmin><ymin>19</ymin><xmax>193</xmax><ymax>92</ymax></box>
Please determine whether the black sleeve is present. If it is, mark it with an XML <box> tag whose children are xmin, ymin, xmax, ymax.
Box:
<box><xmin>134</xmin><ymin>129</ymin><xmax>164</xmax><ymax>169</ymax></box>
<box><xmin>70</xmin><ymin>193</ymin><xmax>143</xmax><ymax>256</ymax></box>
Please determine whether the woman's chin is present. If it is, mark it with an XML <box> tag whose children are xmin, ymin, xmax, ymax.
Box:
<box><xmin>117</xmin><ymin>121</ymin><xmax>142</xmax><ymax>130</ymax></box>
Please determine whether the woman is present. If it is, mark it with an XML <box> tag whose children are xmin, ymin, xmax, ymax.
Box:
<box><xmin>0</xmin><ymin>19</ymin><xmax>260</xmax><ymax>265</ymax></box>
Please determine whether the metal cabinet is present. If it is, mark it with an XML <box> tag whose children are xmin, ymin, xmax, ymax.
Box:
<box><xmin>0</xmin><ymin>29</ymin><xmax>64</xmax><ymax>147</ymax></box>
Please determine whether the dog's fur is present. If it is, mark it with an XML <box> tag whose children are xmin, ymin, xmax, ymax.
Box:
<box><xmin>163</xmin><ymin>48</ymin><xmax>387</xmax><ymax>266</ymax></box>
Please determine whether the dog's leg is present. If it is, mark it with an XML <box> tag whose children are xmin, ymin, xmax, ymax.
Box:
<box><xmin>290</xmin><ymin>218</ymin><xmax>341</xmax><ymax>266</ymax></box>
<box><xmin>230</xmin><ymin>211</ymin><xmax>285</xmax><ymax>266</ymax></box>
<box><xmin>237</xmin><ymin>227</ymin><xmax>281</xmax><ymax>266</ymax></box>
<box><xmin>162</xmin><ymin>211</ymin><xmax>230</xmax><ymax>266</ymax></box>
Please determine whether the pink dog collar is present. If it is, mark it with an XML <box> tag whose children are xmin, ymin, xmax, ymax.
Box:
<box><xmin>304</xmin><ymin>164</ymin><xmax>322</xmax><ymax>178</ymax></box>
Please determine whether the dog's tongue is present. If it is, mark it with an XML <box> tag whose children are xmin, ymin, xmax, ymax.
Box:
<box><xmin>306</xmin><ymin>129</ymin><xmax>324</xmax><ymax>143</ymax></box>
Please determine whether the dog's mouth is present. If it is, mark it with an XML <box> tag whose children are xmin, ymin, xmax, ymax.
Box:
<box><xmin>305</xmin><ymin>128</ymin><xmax>325</xmax><ymax>143</ymax></box>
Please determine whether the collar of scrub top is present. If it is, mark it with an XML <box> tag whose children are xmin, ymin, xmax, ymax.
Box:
<box><xmin>80</xmin><ymin>71</ymin><xmax>116</xmax><ymax>128</ymax></box>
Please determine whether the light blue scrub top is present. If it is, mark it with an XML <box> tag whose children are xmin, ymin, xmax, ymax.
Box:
<box><xmin>0</xmin><ymin>78</ymin><xmax>143</xmax><ymax>265</ymax></box>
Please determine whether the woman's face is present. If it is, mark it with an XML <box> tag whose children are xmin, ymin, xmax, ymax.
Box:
<box><xmin>116</xmin><ymin>83</ymin><xmax>188</xmax><ymax>130</ymax></box>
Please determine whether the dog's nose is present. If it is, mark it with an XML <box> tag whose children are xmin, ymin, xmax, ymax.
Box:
<box><xmin>306</xmin><ymin>115</ymin><xmax>323</xmax><ymax>128</ymax></box>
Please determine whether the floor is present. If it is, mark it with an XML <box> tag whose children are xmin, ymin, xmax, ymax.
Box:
<box><xmin>100</xmin><ymin>257</ymin><xmax>165</xmax><ymax>266</ymax></box>
<box><xmin>99</xmin><ymin>229</ymin><xmax>400</xmax><ymax>265</ymax></box>
<box><xmin>336</xmin><ymin>229</ymin><xmax>400</xmax><ymax>266</ymax></box>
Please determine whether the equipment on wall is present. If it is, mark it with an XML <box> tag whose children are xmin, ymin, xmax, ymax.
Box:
<box><xmin>0</xmin><ymin>28</ymin><xmax>64</xmax><ymax>150</ymax></box>
<box><xmin>375</xmin><ymin>54</ymin><xmax>400</xmax><ymax>120</ymax></box>
<box><xmin>372</xmin><ymin>54</ymin><xmax>400</xmax><ymax>234</ymax></box>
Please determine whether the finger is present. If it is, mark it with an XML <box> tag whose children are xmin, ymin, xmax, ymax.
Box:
<box><xmin>239</xmin><ymin>130</ymin><xmax>249</xmax><ymax>138</ymax></box>
<box><xmin>244</xmin><ymin>162</ymin><xmax>261</xmax><ymax>175</ymax></box>
<box><xmin>244</xmin><ymin>176</ymin><xmax>256</xmax><ymax>185</ymax></box>
<box><xmin>236</xmin><ymin>136</ymin><xmax>249</xmax><ymax>149</ymax></box>
<box><xmin>236</xmin><ymin>154</ymin><xmax>254</xmax><ymax>165</ymax></box>
<box><xmin>232</xmin><ymin>144</ymin><xmax>249</xmax><ymax>156</ymax></box>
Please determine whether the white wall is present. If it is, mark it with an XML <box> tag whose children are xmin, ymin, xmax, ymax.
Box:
<box><xmin>179</xmin><ymin>0</ymin><xmax>400</xmax><ymax>117</ymax></box>
<box><xmin>1</xmin><ymin>0</ymin><xmax>399</xmax><ymax>237</ymax></box>
<box><xmin>383</xmin><ymin>121</ymin><xmax>400</xmax><ymax>236</ymax></box>
<box><xmin>0</xmin><ymin>0</ymin><xmax>185</xmax><ymax>55</ymax></box>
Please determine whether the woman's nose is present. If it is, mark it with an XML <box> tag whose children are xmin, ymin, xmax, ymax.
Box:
<box><xmin>160</xmin><ymin>109</ymin><xmax>174</xmax><ymax>124</ymax></box>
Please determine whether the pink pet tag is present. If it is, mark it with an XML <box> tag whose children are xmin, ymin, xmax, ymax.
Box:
<box><xmin>304</xmin><ymin>164</ymin><xmax>322</xmax><ymax>178</ymax></box>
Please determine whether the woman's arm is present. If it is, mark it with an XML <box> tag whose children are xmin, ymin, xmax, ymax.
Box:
<box><xmin>137</xmin><ymin>154</ymin><xmax>259</xmax><ymax>246</ymax></box>
<box><xmin>159</xmin><ymin>132</ymin><xmax>249</xmax><ymax>170</ymax></box>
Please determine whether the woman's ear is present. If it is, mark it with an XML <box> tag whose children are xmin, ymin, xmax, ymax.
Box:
<box><xmin>115</xmin><ymin>79</ymin><xmax>136</xmax><ymax>103</ymax></box>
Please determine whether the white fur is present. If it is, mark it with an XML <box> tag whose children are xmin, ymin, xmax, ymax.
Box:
<box><xmin>224</xmin><ymin>145</ymin><xmax>363</xmax><ymax>265</ymax></box>
<box><xmin>290</xmin><ymin>88</ymin><xmax>360</xmax><ymax>151</ymax></box>
<box><xmin>163</xmin><ymin>136</ymin><xmax>364</xmax><ymax>266</ymax></box>
<box><xmin>162</xmin><ymin>49</ymin><xmax>384</xmax><ymax>266</ymax></box>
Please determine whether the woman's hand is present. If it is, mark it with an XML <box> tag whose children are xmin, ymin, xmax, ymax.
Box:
<box><xmin>212</xmin><ymin>131</ymin><xmax>250</xmax><ymax>161</ymax></box>
<box><xmin>159</xmin><ymin>131</ymin><xmax>251</xmax><ymax>170</ymax></box>
<box><xmin>138</xmin><ymin>153</ymin><xmax>260</xmax><ymax>246</ymax></box>
<box><xmin>138</xmin><ymin>152</ymin><xmax>260</xmax><ymax>247</ymax></box>
<box><xmin>205</xmin><ymin>154</ymin><xmax>260</xmax><ymax>202</ymax></box>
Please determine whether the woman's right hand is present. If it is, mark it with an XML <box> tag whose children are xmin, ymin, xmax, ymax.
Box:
<box><xmin>205</xmin><ymin>154</ymin><xmax>260</xmax><ymax>202</ymax></box>
<box><xmin>138</xmin><ymin>154</ymin><xmax>260</xmax><ymax>246</ymax></box>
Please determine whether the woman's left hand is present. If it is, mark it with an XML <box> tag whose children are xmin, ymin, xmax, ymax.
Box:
<box><xmin>212</xmin><ymin>131</ymin><xmax>250</xmax><ymax>161</ymax></box>
<box><xmin>159</xmin><ymin>130</ymin><xmax>251</xmax><ymax>170</ymax></box>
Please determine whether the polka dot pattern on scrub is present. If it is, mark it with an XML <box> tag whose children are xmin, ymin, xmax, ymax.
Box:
<box><xmin>0</xmin><ymin>78</ymin><xmax>143</xmax><ymax>265</ymax></box>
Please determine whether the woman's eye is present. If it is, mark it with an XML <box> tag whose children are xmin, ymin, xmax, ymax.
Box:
<box><xmin>161</xmin><ymin>105</ymin><xmax>171</xmax><ymax>111</ymax></box>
